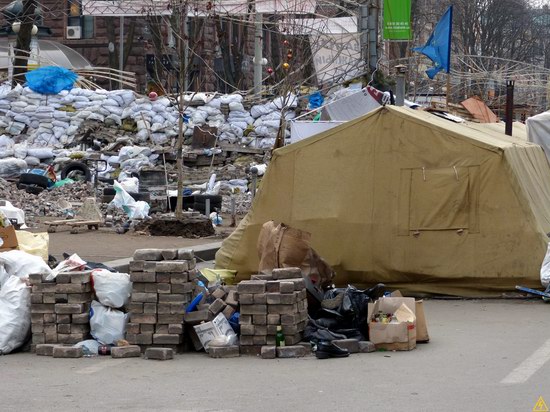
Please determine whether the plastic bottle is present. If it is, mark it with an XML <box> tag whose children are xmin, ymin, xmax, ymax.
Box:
<box><xmin>276</xmin><ymin>326</ymin><xmax>285</xmax><ymax>347</ymax></box>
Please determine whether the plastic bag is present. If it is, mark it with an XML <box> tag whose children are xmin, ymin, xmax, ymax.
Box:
<box><xmin>0</xmin><ymin>276</ymin><xmax>31</xmax><ymax>354</ymax></box>
<box><xmin>0</xmin><ymin>250</ymin><xmax>52</xmax><ymax>287</ymax></box>
<box><xmin>89</xmin><ymin>300</ymin><xmax>129</xmax><ymax>345</ymax></box>
<box><xmin>73</xmin><ymin>339</ymin><xmax>100</xmax><ymax>356</ymax></box>
<box><xmin>110</xmin><ymin>181</ymin><xmax>150</xmax><ymax>220</ymax></box>
<box><xmin>541</xmin><ymin>242</ymin><xmax>550</xmax><ymax>287</ymax></box>
<box><xmin>92</xmin><ymin>269</ymin><xmax>132</xmax><ymax>308</ymax></box>
<box><xmin>47</xmin><ymin>253</ymin><xmax>86</xmax><ymax>281</ymax></box>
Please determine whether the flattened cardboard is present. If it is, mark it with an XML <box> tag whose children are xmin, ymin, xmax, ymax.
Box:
<box><xmin>368</xmin><ymin>297</ymin><xmax>416</xmax><ymax>351</ymax></box>
<box><xmin>0</xmin><ymin>225</ymin><xmax>18</xmax><ymax>251</ymax></box>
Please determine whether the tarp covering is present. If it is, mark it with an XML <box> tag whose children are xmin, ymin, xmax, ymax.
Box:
<box><xmin>216</xmin><ymin>106</ymin><xmax>550</xmax><ymax>296</ymax></box>
<box><xmin>527</xmin><ymin>111</ymin><xmax>550</xmax><ymax>163</ymax></box>
<box><xmin>461</xmin><ymin>96</ymin><xmax>499</xmax><ymax>123</ymax></box>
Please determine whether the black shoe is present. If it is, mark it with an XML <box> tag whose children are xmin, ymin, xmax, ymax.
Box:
<box><xmin>314</xmin><ymin>341</ymin><xmax>350</xmax><ymax>359</ymax></box>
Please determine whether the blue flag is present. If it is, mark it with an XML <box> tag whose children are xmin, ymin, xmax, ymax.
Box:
<box><xmin>413</xmin><ymin>6</ymin><xmax>453</xmax><ymax>79</ymax></box>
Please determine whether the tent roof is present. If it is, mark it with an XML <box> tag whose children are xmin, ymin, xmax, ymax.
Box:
<box><xmin>280</xmin><ymin>105</ymin><xmax>535</xmax><ymax>156</ymax></box>
<box><xmin>0</xmin><ymin>39</ymin><xmax>92</xmax><ymax>70</ymax></box>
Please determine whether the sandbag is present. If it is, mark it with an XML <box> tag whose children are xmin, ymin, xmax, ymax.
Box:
<box><xmin>0</xmin><ymin>250</ymin><xmax>52</xmax><ymax>287</ymax></box>
<box><xmin>91</xmin><ymin>269</ymin><xmax>132</xmax><ymax>308</ymax></box>
<box><xmin>0</xmin><ymin>276</ymin><xmax>31</xmax><ymax>354</ymax></box>
<box><xmin>89</xmin><ymin>300</ymin><xmax>128</xmax><ymax>344</ymax></box>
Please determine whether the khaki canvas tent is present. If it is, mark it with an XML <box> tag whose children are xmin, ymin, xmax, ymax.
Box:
<box><xmin>216</xmin><ymin>106</ymin><xmax>550</xmax><ymax>296</ymax></box>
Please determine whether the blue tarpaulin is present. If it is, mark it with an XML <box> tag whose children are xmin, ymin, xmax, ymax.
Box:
<box><xmin>25</xmin><ymin>66</ymin><xmax>78</xmax><ymax>95</ymax></box>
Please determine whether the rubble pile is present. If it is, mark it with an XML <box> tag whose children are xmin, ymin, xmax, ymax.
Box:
<box><xmin>126</xmin><ymin>248</ymin><xmax>198</xmax><ymax>352</ymax></box>
<box><xmin>238</xmin><ymin>267</ymin><xmax>308</xmax><ymax>354</ymax></box>
<box><xmin>29</xmin><ymin>271</ymin><xmax>93</xmax><ymax>347</ymax></box>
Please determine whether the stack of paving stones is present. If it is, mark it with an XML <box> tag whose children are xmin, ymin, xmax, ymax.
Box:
<box><xmin>238</xmin><ymin>267</ymin><xmax>308</xmax><ymax>356</ymax></box>
<box><xmin>29</xmin><ymin>271</ymin><xmax>93</xmax><ymax>354</ymax></box>
<box><xmin>126</xmin><ymin>248</ymin><xmax>197</xmax><ymax>352</ymax></box>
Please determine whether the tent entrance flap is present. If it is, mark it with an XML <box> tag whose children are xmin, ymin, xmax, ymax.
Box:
<box><xmin>399</xmin><ymin>166</ymin><xmax>479</xmax><ymax>233</ymax></box>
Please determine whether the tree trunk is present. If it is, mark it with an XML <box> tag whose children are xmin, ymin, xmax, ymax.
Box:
<box><xmin>214</xmin><ymin>15</ymin><xmax>236</xmax><ymax>89</ymax></box>
<box><xmin>12</xmin><ymin>0</ymin><xmax>36</xmax><ymax>87</ymax></box>
<box><xmin>105</xmin><ymin>17</ymin><xmax>119</xmax><ymax>89</ymax></box>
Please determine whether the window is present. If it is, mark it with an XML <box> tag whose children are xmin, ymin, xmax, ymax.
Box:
<box><xmin>67</xmin><ymin>0</ymin><xmax>94</xmax><ymax>39</ymax></box>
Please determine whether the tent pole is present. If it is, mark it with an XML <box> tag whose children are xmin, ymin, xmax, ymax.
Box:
<box><xmin>446</xmin><ymin>73</ymin><xmax>450</xmax><ymax>110</ymax></box>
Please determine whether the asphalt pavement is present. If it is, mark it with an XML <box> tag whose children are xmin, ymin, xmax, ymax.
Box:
<box><xmin>2</xmin><ymin>299</ymin><xmax>550</xmax><ymax>411</ymax></box>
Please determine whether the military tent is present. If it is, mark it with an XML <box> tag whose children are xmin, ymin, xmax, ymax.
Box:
<box><xmin>216</xmin><ymin>106</ymin><xmax>550</xmax><ymax>296</ymax></box>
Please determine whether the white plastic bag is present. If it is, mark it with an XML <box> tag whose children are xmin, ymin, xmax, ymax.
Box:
<box><xmin>47</xmin><ymin>253</ymin><xmax>86</xmax><ymax>281</ymax></box>
<box><xmin>0</xmin><ymin>276</ymin><xmax>31</xmax><ymax>354</ymax></box>
<box><xmin>89</xmin><ymin>300</ymin><xmax>129</xmax><ymax>345</ymax></box>
<box><xmin>0</xmin><ymin>250</ymin><xmax>52</xmax><ymax>287</ymax></box>
<box><xmin>92</xmin><ymin>269</ymin><xmax>132</xmax><ymax>308</ymax></box>
<box><xmin>110</xmin><ymin>181</ymin><xmax>150</xmax><ymax>219</ymax></box>
<box><xmin>541</xmin><ymin>242</ymin><xmax>550</xmax><ymax>287</ymax></box>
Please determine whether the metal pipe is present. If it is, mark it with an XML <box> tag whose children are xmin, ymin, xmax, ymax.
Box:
<box><xmin>505</xmin><ymin>80</ymin><xmax>514</xmax><ymax>136</ymax></box>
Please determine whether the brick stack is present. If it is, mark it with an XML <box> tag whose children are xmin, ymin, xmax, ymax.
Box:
<box><xmin>29</xmin><ymin>271</ymin><xmax>93</xmax><ymax>348</ymax></box>
<box><xmin>126</xmin><ymin>248</ymin><xmax>197</xmax><ymax>352</ymax></box>
<box><xmin>238</xmin><ymin>267</ymin><xmax>308</xmax><ymax>354</ymax></box>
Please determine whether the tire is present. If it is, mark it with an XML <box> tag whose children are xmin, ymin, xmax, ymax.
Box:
<box><xmin>17</xmin><ymin>183</ymin><xmax>28</xmax><ymax>190</ymax></box>
<box><xmin>25</xmin><ymin>185</ymin><xmax>44</xmax><ymax>195</ymax></box>
<box><xmin>19</xmin><ymin>173</ymin><xmax>49</xmax><ymax>188</ymax></box>
<box><xmin>102</xmin><ymin>195</ymin><xmax>115</xmax><ymax>203</ymax></box>
<box><xmin>103</xmin><ymin>187</ymin><xmax>116</xmax><ymax>196</ymax></box>
<box><xmin>61</xmin><ymin>162</ymin><xmax>91</xmax><ymax>182</ymax></box>
<box><xmin>193</xmin><ymin>194</ymin><xmax>222</xmax><ymax>206</ymax></box>
<box><xmin>130</xmin><ymin>192</ymin><xmax>150</xmax><ymax>202</ymax></box>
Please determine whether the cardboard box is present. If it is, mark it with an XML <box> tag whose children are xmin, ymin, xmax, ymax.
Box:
<box><xmin>368</xmin><ymin>297</ymin><xmax>416</xmax><ymax>351</ymax></box>
<box><xmin>193</xmin><ymin>312</ymin><xmax>236</xmax><ymax>351</ymax></box>
<box><xmin>0</xmin><ymin>225</ymin><xmax>18</xmax><ymax>251</ymax></box>
<box><xmin>390</xmin><ymin>291</ymin><xmax>430</xmax><ymax>343</ymax></box>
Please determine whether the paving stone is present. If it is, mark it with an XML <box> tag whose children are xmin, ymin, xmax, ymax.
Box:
<box><xmin>52</xmin><ymin>346</ymin><xmax>83</xmax><ymax>358</ymax></box>
<box><xmin>222</xmin><ymin>305</ymin><xmax>235</xmax><ymax>319</ymax></box>
<box><xmin>237</xmin><ymin>280</ymin><xmax>266</xmax><ymax>294</ymax></box>
<box><xmin>54</xmin><ymin>274</ymin><xmax>71</xmax><ymax>284</ymax></box>
<box><xmin>211</xmin><ymin>288</ymin><xmax>227</xmax><ymax>300</ymax></box>
<box><xmin>208</xmin><ymin>298</ymin><xmax>226</xmax><ymax>315</ymax></box>
<box><xmin>279</xmin><ymin>282</ymin><xmax>295</xmax><ymax>294</ymax></box>
<box><xmin>144</xmin><ymin>347</ymin><xmax>174</xmax><ymax>360</ymax></box>
<box><xmin>69</xmin><ymin>272</ymin><xmax>92</xmax><ymax>284</ymax></box>
<box><xmin>183</xmin><ymin>310</ymin><xmax>210</xmax><ymax>324</ymax></box>
<box><xmin>208</xmin><ymin>345</ymin><xmax>240</xmax><ymax>358</ymax></box>
<box><xmin>155</xmin><ymin>261</ymin><xmax>188</xmax><ymax>273</ymax></box>
<box><xmin>131</xmin><ymin>293</ymin><xmax>158</xmax><ymax>303</ymax></box>
<box><xmin>129</xmin><ymin>272</ymin><xmax>156</xmax><ymax>283</ymax></box>
<box><xmin>240</xmin><ymin>304</ymin><xmax>267</xmax><ymax>315</ymax></box>
<box><xmin>35</xmin><ymin>344</ymin><xmax>59</xmax><ymax>356</ymax></box>
<box><xmin>133</xmin><ymin>249</ymin><xmax>163</xmax><ymax>261</ymax></box>
<box><xmin>359</xmin><ymin>341</ymin><xmax>376</xmax><ymax>353</ymax></box>
<box><xmin>54</xmin><ymin>303</ymin><xmax>86</xmax><ymax>314</ymax></box>
<box><xmin>129</xmin><ymin>313</ymin><xmax>157</xmax><ymax>324</ymax></box>
<box><xmin>260</xmin><ymin>345</ymin><xmax>277</xmax><ymax>359</ymax></box>
<box><xmin>55</xmin><ymin>283</ymin><xmax>91</xmax><ymax>294</ymax></box>
<box><xmin>253</xmin><ymin>293</ymin><xmax>267</xmax><ymax>304</ymax></box>
<box><xmin>276</xmin><ymin>345</ymin><xmax>307</xmax><ymax>358</ymax></box>
<box><xmin>225</xmin><ymin>290</ymin><xmax>239</xmax><ymax>307</ymax></box>
<box><xmin>177</xmin><ymin>249</ymin><xmax>194</xmax><ymax>260</ymax></box>
<box><xmin>332</xmin><ymin>339</ymin><xmax>360</xmax><ymax>354</ymax></box>
<box><xmin>272</xmin><ymin>267</ymin><xmax>302</xmax><ymax>280</ymax></box>
<box><xmin>153</xmin><ymin>334</ymin><xmax>182</xmax><ymax>344</ymax></box>
<box><xmin>161</xmin><ymin>249</ymin><xmax>178</xmax><ymax>260</ymax></box>
<box><xmin>111</xmin><ymin>345</ymin><xmax>142</xmax><ymax>358</ymax></box>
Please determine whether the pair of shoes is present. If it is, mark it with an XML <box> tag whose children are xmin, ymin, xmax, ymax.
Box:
<box><xmin>314</xmin><ymin>341</ymin><xmax>350</xmax><ymax>359</ymax></box>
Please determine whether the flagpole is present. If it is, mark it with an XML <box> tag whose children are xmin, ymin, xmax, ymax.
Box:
<box><xmin>446</xmin><ymin>72</ymin><xmax>450</xmax><ymax>110</ymax></box>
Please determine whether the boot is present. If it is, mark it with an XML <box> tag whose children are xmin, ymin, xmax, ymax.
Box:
<box><xmin>314</xmin><ymin>340</ymin><xmax>350</xmax><ymax>359</ymax></box>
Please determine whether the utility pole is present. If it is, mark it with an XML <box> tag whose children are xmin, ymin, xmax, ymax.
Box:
<box><xmin>253</xmin><ymin>9</ymin><xmax>263</xmax><ymax>96</ymax></box>
<box><xmin>119</xmin><ymin>16</ymin><xmax>124</xmax><ymax>74</ymax></box>
<box><xmin>359</xmin><ymin>0</ymin><xmax>379</xmax><ymax>73</ymax></box>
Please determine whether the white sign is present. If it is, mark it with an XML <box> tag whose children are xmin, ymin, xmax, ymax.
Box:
<box><xmin>311</xmin><ymin>33</ymin><xmax>364</xmax><ymax>85</ymax></box>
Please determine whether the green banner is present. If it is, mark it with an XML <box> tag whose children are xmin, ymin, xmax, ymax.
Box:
<box><xmin>383</xmin><ymin>0</ymin><xmax>412</xmax><ymax>40</ymax></box>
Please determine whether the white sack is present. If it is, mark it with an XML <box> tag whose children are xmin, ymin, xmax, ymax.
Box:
<box><xmin>0</xmin><ymin>276</ymin><xmax>31</xmax><ymax>355</ymax></box>
<box><xmin>89</xmin><ymin>300</ymin><xmax>128</xmax><ymax>345</ymax></box>
<box><xmin>91</xmin><ymin>269</ymin><xmax>132</xmax><ymax>309</ymax></box>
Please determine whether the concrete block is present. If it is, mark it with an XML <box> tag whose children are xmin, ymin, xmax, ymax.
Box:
<box><xmin>276</xmin><ymin>345</ymin><xmax>306</xmax><ymax>358</ymax></box>
<box><xmin>57</xmin><ymin>333</ymin><xmax>86</xmax><ymax>344</ymax></box>
<box><xmin>240</xmin><ymin>345</ymin><xmax>262</xmax><ymax>356</ymax></box>
<box><xmin>54</xmin><ymin>294</ymin><xmax>68</xmax><ymax>304</ymax></box>
<box><xmin>161</xmin><ymin>249</ymin><xmax>178</xmax><ymax>260</ymax></box>
<box><xmin>155</xmin><ymin>261</ymin><xmax>188</xmax><ymax>273</ymax></box>
<box><xmin>133</xmin><ymin>283</ymin><xmax>147</xmax><ymax>293</ymax></box>
<box><xmin>260</xmin><ymin>345</ymin><xmax>276</xmax><ymax>359</ymax></box>
<box><xmin>43</xmin><ymin>293</ymin><xmax>56</xmax><ymax>304</ymax></box>
<box><xmin>70</xmin><ymin>324</ymin><xmax>90</xmax><ymax>334</ymax></box>
<box><xmin>57</xmin><ymin>324</ymin><xmax>71</xmax><ymax>334</ymax></box>
<box><xmin>211</xmin><ymin>288</ymin><xmax>227</xmax><ymax>300</ymax></box>
<box><xmin>144</xmin><ymin>347</ymin><xmax>174</xmax><ymax>360</ymax></box>
<box><xmin>237</xmin><ymin>280</ymin><xmax>266</xmax><ymax>294</ymax></box>
<box><xmin>239</xmin><ymin>314</ymin><xmax>252</xmax><ymax>324</ymax></box>
<box><xmin>292</xmin><ymin>279</ymin><xmax>306</xmax><ymax>291</ymax></box>
<box><xmin>68</xmin><ymin>293</ymin><xmax>93</xmax><ymax>304</ymax></box>
<box><xmin>129</xmin><ymin>260</ymin><xmax>145</xmax><ymax>271</ymax></box>
<box><xmin>279</xmin><ymin>293</ymin><xmax>298</xmax><ymax>305</ymax></box>
<box><xmin>240</xmin><ymin>304</ymin><xmax>267</xmax><ymax>315</ymax></box>
<box><xmin>157</xmin><ymin>283</ymin><xmax>172</xmax><ymax>294</ymax></box>
<box><xmin>32</xmin><ymin>283</ymin><xmax>57</xmax><ymax>293</ymax></box>
<box><xmin>267</xmin><ymin>304</ymin><xmax>297</xmax><ymax>315</ymax></box>
<box><xmin>111</xmin><ymin>345</ymin><xmax>142</xmax><ymax>358</ymax></box>
<box><xmin>253</xmin><ymin>293</ymin><xmax>267</xmax><ymax>304</ymax></box>
<box><xmin>69</xmin><ymin>272</ymin><xmax>92</xmax><ymax>284</ymax></box>
<box><xmin>280</xmin><ymin>314</ymin><xmax>299</xmax><ymax>325</ymax></box>
<box><xmin>225</xmin><ymin>290</ymin><xmax>239</xmax><ymax>308</ymax></box>
<box><xmin>208</xmin><ymin>345</ymin><xmax>240</xmax><ymax>358</ymax></box>
<box><xmin>285</xmin><ymin>334</ymin><xmax>303</xmax><ymax>345</ymax></box>
<box><xmin>253</xmin><ymin>335</ymin><xmax>267</xmax><ymax>345</ymax></box>
<box><xmin>126</xmin><ymin>323</ymin><xmax>140</xmax><ymax>334</ymax></box>
<box><xmin>72</xmin><ymin>313</ymin><xmax>89</xmax><ymax>324</ymax></box>
<box><xmin>240</xmin><ymin>324</ymin><xmax>255</xmax><ymax>335</ymax></box>
<box><xmin>168</xmin><ymin>324</ymin><xmax>183</xmax><ymax>334</ymax></box>
<box><xmin>157</xmin><ymin>303</ymin><xmax>171</xmax><ymax>314</ymax></box>
<box><xmin>31</xmin><ymin>323</ymin><xmax>44</xmax><ymax>333</ymax></box>
<box><xmin>170</xmin><ymin>303</ymin><xmax>186</xmax><ymax>315</ymax></box>
<box><xmin>169</xmin><ymin>273</ymin><xmax>189</xmax><ymax>284</ymax></box>
<box><xmin>177</xmin><ymin>249</ymin><xmax>194</xmax><ymax>260</ymax></box>
<box><xmin>253</xmin><ymin>315</ymin><xmax>267</xmax><ymax>325</ymax></box>
<box><xmin>208</xmin><ymin>298</ymin><xmax>226</xmax><ymax>316</ymax></box>
<box><xmin>130</xmin><ymin>313</ymin><xmax>157</xmax><ymax>324</ymax></box>
<box><xmin>267</xmin><ymin>314</ymin><xmax>281</xmax><ymax>325</ymax></box>
<box><xmin>332</xmin><ymin>339</ymin><xmax>360</xmax><ymax>354</ymax></box>
<box><xmin>125</xmin><ymin>333</ymin><xmax>153</xmax><ymax>345</ymax></box>
<box><xmin>140</xmin><ymin>324</ymin><xmax>155</xmax><ymax>333</ymax></box>
<box><xmin>28</xmin><ymin>273</ymin><xmax>45</xmax><ymax>284</ymax></box>
<box><xmin>266</xmin><ymin>293</ymin><xmax>281</xmax><ymax>305</ymax></box>
<box><xmin>131</xmin><ymin>293</ymin><xmax>158</xmax><ymax>303</ymax></box>
<box><xmin>157</xmin><ymin>314</ymin><xmax>184</xmax><ymax>324</ymax></box>
<box><xmin>222</xmin><ymin>305</ymin><xmax>235</xmax><ymax>319</ymax></box>
<box><xmin>31</xmin><ymin>293</ymin><xmax>43</xmax><ymax>304</ymax></box>
<box><xmin>238</xmin><ymin>293</ymin><xmax>254</xmax><ymax>305</ymax></box>
<box><xmin>239</xmin><ymin>335</ymin><xmax>254</xmax><ymax>345</ymax></box>
<box><xmin>130</xmin><ymin>272</ymin><xmax>156</xmax><ymax>283</ymax></box>
<box><xmin>156</xmin><ymin>273</ymin><xmax>171</xmax><ymax>283</ymax></box>
<box><xmin>52</xmin><ymin>346</ymin><xmax>83</xmax><ymax>358</ymax></box>
<box><xmin>266</xmin><ymin>281</ymin><xmax>280</xmax><ymax>293</ymax></box>
<box><xmin>142</xmin><ymin>303</ymin><xmax>156</xmax><ymax>314</ymax></box>
<box><xmin>279</xmin><ymin>282</ymin><xmax>295</xmax><ymax>294</ymax></box>
<box><xmin>43</xmin><ymin>313</ymin><xmax>56</xmax><ymax>323</ymax></box>
<box><xmin>359</xmin><ymin>341</ymin><xmax>376</xmax><ymax>353</ymax></box>
<box><xmin>133</xmin><ymin>249</ymin><xmax>163</xmax><ymax>261</ymax></box>
<box><xmin>156</xmin><ymin>324</ymin><xmax>169</xmax><ymax>334</ymax></box>
<box><xmin>35</xmin><ymin>344</ymin><xmax>59</xmax><ymax>356</ymax></box>
<box><xmin>32</xmin><ymin>333</ymin><xmax>45</xmax><ymax>344</ymax></box>
<box><xmin>54</xmin><ymin>274</ymin><xmax>71</xmax><ymax>284</ymax></box>
<box><xmin>55</xmin><ymin>283</ymin><xmax>91</xmax><ymax>294</ymax></box>
<box><xmin>54</xmin><ymin>303</ymin><xmax>86</xmax><ymax>314</ymax></box>
<box><xmin>272</xmin><ymin>267</ymin><xmax>302</xmax><ymax>280</ymax></box>
<box><xmin>158</xmin><ymin>294</ymin><xmax>189</xmax><ymax>304</ymax></box>
<box><xmin>153</xmin><ymin>334</ymin><xmax>182</xmax><ymax>345</ymax></box>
